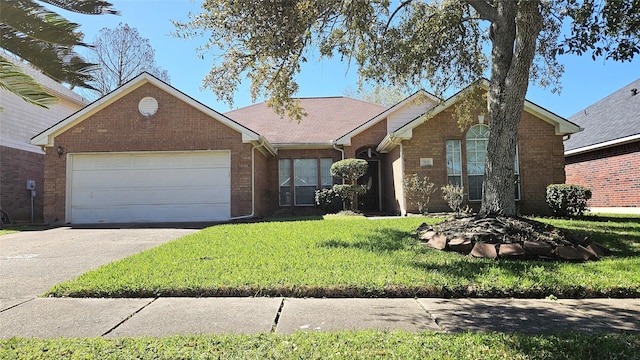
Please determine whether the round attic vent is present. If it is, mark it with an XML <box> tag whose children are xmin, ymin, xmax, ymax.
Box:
<box><xmin>138</xmin><ymin>96</ymin><xmax>158</xmax><ymax>116</ymax></box>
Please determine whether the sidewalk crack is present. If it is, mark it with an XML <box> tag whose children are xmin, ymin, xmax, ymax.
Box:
<box><xmin>0</xmin><ymin>297</ymin><xmax>35</xmax><ymax>313</ymax></box>
<box><xmin>414</xmin><ymin>298</ymin><xmax>447</xmax><ymax>333</ymax></box>
<box><xmin>101</xmin><ymin>297</ymin><xmax>158</xmax><ymax>337</ymax></box>
<box><xmin>270</xmin><ymin>298</ymin><xmax>285</xmax><ymax>333</ymax></box>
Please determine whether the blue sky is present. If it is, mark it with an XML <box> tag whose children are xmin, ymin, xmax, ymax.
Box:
<box><xmin>59</xmin><ymin>0</ymin><xmax>639</xmax><ymax>119</ymax></box>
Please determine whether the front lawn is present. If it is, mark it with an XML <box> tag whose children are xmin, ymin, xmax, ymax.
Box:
<box><xmin>45</xmin><ymin>215</ymin><xmax>640</xmax><ymax>298</ymax></box>
<box><xmin>2</xmin><ymin>332</ymin><xmax>638</xmax><ymax>359</ymax></box>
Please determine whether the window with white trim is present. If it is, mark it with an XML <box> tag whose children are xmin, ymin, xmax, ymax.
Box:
<box><xmin>446</xmin><ymin>140</ymin><xmax>462</xmax><ymax>186</ymax></box>
<box><xmin>279</xmin><ymin>159</ymin><xmax>291</xmax><ymax>206</ymax></box>
<box><xmin>279</xmin><ymin>158</ymin><xmax>334</xmax><ymax>206</ymax></box>
<box><xmin>466</xmin><ymin>124</ymin><xmax>489</xmax><ymax>201</ymax></box>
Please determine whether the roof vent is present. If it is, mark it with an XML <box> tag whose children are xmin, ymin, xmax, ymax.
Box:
<box><xmin>632</xmin><ymin>88</ymin><xmax>638</xmax><ymax>96</ymax></box>
<box><xmin>138</xmin><ymin>97</ymin><xmax>158</xmax><ymax>116</ymax></box>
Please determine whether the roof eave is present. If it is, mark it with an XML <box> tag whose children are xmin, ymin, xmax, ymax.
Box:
<box><xmin>376</xmin><ymin>132</ymin><xmax>412</xmax><ymax>153</ymax></box>
<box><xmin>565</xmin><ymin>133</ymin><xmax>640</xmax><ymax>156</ymax></box>
<box><xmin>273</xmin><ymin>142</ymin><xmax>337</xmax><ymax>150</ymax></box>
<box><xmin>523</xmin><ymin>101</ymin><xmax>582</xmax><ymax>135</ymax></box>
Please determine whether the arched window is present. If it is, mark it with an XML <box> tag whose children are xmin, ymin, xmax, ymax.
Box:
<box><xmin>466</xmin><ymin>124</ymin><xmax>490</xmax><ymax>201</ymax></box>
<box><xmin>463</xmin><ymin>124</ymin><xmax>521</xmax><ymax>201</ymax></box>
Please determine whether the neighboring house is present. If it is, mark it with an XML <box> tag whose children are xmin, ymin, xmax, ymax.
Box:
<box><xmin>31</xmin><ymin>73</ymin><xmax>580</xmax><ymax>225</ymax></box>
<box><xmin>564</xmin><ymin>78</ymin><xmax>640</xmax><ymax>213</ymax></box>
<box><xmin>0</xmin><ymin>55</ymin><xmax>87</xmax><ymax>223</ymax></box>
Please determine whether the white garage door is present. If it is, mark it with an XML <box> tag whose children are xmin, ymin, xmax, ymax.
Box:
<box><xmin>68</xmin><ymin>151</ymin><xmax>231</xmax><ymax>224</ymax></box>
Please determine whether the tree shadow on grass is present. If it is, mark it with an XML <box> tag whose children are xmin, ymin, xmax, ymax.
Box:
<box><xmin>563</xmin><ymin>227</ymin><xmax>640</xmax><ymax>257</ymax></box>
<box><xmin>319</xmin><ymin>228</ymin><xmax>414</xmax><ymax>253</ymax></box>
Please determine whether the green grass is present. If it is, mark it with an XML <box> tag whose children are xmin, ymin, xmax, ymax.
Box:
<box><xmin>45</xmin><ymin>215</ymin><xmax>640</xmax><ymax>298</ymax></box>
<box><xmin>0</xmin><ymin>229</ymin><xmax>18</xmax><ymax>236</ymax></box>
<box><xmin>1</xmin><ymin>332</ymin><xmax>638</xmax><ymax>359</ymax></box>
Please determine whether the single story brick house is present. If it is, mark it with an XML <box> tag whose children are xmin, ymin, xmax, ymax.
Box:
<box><xmin>32</xmin><ymin>73</ymin><xmax>580</xmax><ymax>224</ymax></box>
<box><xmin>565</xmin><ymin>78</ymin><xmax>640</xmax><ymax>213</ymax></box>
<box><xmin>1</xmin><ymin>55</ymin><xmax>87</xmax><ymax>223</ymax></box>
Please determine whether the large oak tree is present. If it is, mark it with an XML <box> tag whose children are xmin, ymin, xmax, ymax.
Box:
<box><xmin>175</xmin><ymin>0</ymin><xmax>638</xmax><ymax>217</ymax></box>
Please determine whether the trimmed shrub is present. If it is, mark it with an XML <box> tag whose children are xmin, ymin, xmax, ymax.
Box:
<box><xmin>333</xmin><ymin>184</ymin><xmax>368</xmax><ymax>210</ymax></box>
<box><xmin>441</xmin><ymin>184</ymin><xmax>464</xmax><ymax>214</ymax></box>
<box><xmin>315</xmin><ymin>188</ymin><xmax>341</xmax><ymax>213</ymax></box>
<box><xmin>329</xmin><ymin>159</ymin><xmax>369</xmax><ymax>211</ymax></box>
<box><xmin>330</xmin><ymin>159</ymin><xmax>368</xmax><ymax>184</ymax></box>
<box><xmin>546</xmin><ymin>184</ymin><xmax>592</xmax><ymax>217</ymax></box>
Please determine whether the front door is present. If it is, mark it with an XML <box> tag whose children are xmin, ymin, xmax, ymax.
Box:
<box><xmin>357</xmin><ymin>160</ymin><xmax>381</xmax><ymax>211</ymax></box>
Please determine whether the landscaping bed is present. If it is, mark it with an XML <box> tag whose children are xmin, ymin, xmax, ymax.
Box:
<box><xmin>44</xmin><ymin>215</ymin><xmax>640</xmax><ymax>298</ymax></box>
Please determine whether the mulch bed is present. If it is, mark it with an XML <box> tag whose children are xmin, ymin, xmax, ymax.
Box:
<box><xmin>417</xmin><ymin>216</ymin><xmax>610</xmax><ymax>262</ymax></box>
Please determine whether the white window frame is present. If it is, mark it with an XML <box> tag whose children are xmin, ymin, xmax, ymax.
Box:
<box><xmin>278</xmin><ymin>159</ymin><xmax>291</xmax><ymax>206</ymax></box>
<box><xmin>466</xmin><ymin>124</ymin><xmax>490</xmax><ymax>201</ymax></box>
<box><xmin>446</xmin><ymin>140</ymin><xmax>463</xmax><ymax>187</ymax></box>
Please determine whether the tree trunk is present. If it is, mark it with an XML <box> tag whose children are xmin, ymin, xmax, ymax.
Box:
<box><xmin>479</xmin><ymin>1</ymin><xmax>543</xmax><ymax>217</ymax></box>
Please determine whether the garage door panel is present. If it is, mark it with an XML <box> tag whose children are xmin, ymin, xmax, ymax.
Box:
<box><xmin>73</xmin><ymin>204</ymin><xmax>228</xmax><ymax>224</ymax></box>
<box><xmin>69</xmin><ymin>152</ymin><xmax>231</xmax><ymax>224</ymax></box>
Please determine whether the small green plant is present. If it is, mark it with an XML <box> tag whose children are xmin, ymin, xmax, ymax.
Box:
<box><xmin>404</xmin><ymin>174</ymin><xmax>436</xmax><ymax>214</ymax></box>
<box><xmin>546</xmin><ymin>184</ymin><xmax>592</xmax><ymax>217</ymax></box>
<box><xmin>441</xmin><ymin>184</ymin><xmax>464</xmax><ymax>214</ymax></box>
<box><xmin>329</xmin><ymin>159</ymin><xmax>368</xmax><ymax>211</ymax></box>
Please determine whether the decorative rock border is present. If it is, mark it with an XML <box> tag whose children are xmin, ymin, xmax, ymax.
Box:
<box><xmin>417</xmin><ymin>216</ymin><xmax>610</xmax><ymax>262</ymax></box>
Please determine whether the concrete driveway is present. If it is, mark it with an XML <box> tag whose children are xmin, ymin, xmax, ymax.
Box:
<box><xmin>0</xmin><ymin>226</ymin><xmax>198</xmax><ymax>308</ymax></box>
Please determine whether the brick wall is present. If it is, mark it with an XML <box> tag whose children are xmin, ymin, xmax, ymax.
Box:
<box><xmin>401</xmin><ymin>106</ymin><xmax>565</xmax><ymax>215</ymax></box>
<box><xmin>0</xmin><ymin>146</ymin><xmax>44</xmax><ymax>223</ymax></box>
<box><xmin>44</xmin><ymin>82</ymin><xmax>254</xmax><ymax>223</ymax></box>
<box><xmin>343</xmin><ymin>119</ymin><xmax>388</xmax><ymax>158</ymax></box>
<box><xmin>565</xmin><ymin>142</ymin><xmax>640</xmax><ymax>207</ymax></box>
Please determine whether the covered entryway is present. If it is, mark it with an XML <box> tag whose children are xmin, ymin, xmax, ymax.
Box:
<box><xmin>67</xmin><ymin>151</ymin><xmax>230</xmax><ymax>224</ymax></box>
<box><xmin>356</xmin><ymin>148</ymin><xmax>382</xmax><ymax>212</ymax></box>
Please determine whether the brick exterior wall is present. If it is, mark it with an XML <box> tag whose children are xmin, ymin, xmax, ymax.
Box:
<box><xmin>44</xmin><ymin>83</ymin><xmax>254</xmax><ymax>223</ymax></box>
<box><xmin>400</xmin><ymin>106</ymin><xmax>566</xmax><ymax>215</ymax></box>
<box><xmin>0</xmin><ymin>146</ymin><xmax>44</xmax><ymax>223</ymax></box>
<box><xmin>565</xmin><ymin>142</ymin><xmax>640</xmax><ymax>208</ymax></box>
<box><xmin>343</xmin><ymin>119</ymin><xmax>389</xmax><ymax>158</ymax></box>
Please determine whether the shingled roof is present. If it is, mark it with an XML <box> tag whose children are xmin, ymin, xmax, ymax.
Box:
<box><xmin>225</xmin><ymin>97</ymin><xmax>387</xmax><ymax>145</ymax></box>
<box><xmin>565</xmin><ymin>78</ymin><xmax>640</xmax><ymax>153</ymax></box>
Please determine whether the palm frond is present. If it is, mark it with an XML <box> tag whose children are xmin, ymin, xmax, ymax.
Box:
<box><xmin>38</xmin><ymin>0</ymin><xmax>118</xmax><ymax>15</ymax></box>
<box><xmin>0</xmin><ymin>0</ymin><xmax>86</xmax><ymax>47</ymax></box>
<box><xmin>1</xmin><ymin>26</ymin><xmax>98</xmax><ymax>89</ymax></box>
<box><xmin>0</xmin><ymin>56</ymin><xmax>58</xmax><ymax>109</ymax></box>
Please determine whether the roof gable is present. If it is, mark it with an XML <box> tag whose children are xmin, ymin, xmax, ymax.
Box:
<box><xmin>334</xmin><ymin>89</ymin><xmax>440</xmax><ymax>145</ymax></box>
<box><xmin>565</xmin><ymin>78</ymin><xmax>640</xmax><ymax>154</ymax></box>
<box><xmin>31</xmin><ymin>73</ymin><xmax>273</xmax><ymax>154</ymax></box>
<box><xmin>378</xmin><ymin>80</ymin><xmax>581</xmax><ymax>153</ymax></box>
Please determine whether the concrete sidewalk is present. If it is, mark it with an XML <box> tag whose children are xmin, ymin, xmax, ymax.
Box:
<box><xmin>1</xmin><ymin>297</ymin><xmax>638</xmax><ymax>338</ymax></box>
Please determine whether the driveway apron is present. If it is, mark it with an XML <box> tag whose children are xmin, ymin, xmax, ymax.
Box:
<box><xmin>0</xmin><ymin>227</ymin><xmax>198</xmax><ymax>305</ymax></box>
